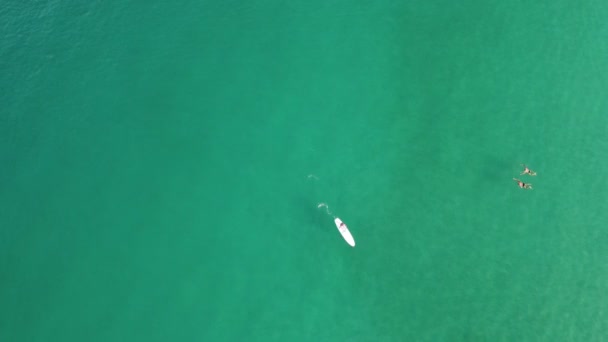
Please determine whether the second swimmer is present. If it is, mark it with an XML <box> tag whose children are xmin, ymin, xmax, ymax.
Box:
<box><xmin>513</xmin><ymin>178</ymin><xmax>533</xmax><ymax>190</ymax></box>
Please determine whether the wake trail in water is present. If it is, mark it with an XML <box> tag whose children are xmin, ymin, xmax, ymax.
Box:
<box><xmin>317</xmin><ymin>202</ymin><xmax>333</xmax><ymax>217</ymax></box>
<box><xmin>307</xmin><ymin>174</ymin><xmax>319</xmax><ymax>181</ymax></box>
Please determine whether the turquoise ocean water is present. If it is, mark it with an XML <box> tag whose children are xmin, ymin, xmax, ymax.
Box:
<box><xmin>2</xmin><ymin>1</ymin><xmax>608</xmax><ymax>341</ymax></box>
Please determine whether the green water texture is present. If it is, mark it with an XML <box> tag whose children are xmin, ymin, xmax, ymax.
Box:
<box><xmin>2</xmin><ymin>1</ymin><xmax>608</xmax><ymax>341</ymax></box>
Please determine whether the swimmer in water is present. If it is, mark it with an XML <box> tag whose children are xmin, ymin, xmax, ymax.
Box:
<box><xmin>513</xmin><ymin>178</ymin><xmax>532</xmax><ymax>189</ymax></box>
<box><xmin>520</xmin><ymin>164</ymin><xmax>537</xmax><ymax>176</ymax></box>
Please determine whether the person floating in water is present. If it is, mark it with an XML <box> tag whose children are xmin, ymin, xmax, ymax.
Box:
<box><xmin>520</xmin><ymin>164</ymin><xmax>537</xmax><ymax>176</ymax></box>
<box><xmin>513</xmin><ymin>178</ymin><xmax>532</xmax><ymax>190</ymax></box>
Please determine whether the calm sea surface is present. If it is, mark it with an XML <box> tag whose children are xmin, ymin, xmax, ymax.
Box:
<box><xmin>2</xmin><ymin>1</ymin><xmax>608</xmax><ymax>341</ymax></box>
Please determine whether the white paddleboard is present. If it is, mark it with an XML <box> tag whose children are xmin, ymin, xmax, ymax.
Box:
<box><xmin>334</xmin><ymin>218</ymin><xmax>355</xmax><ymax>247</ymax></box>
